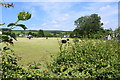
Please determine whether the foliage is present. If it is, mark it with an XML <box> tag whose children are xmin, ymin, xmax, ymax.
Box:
<box><xmin>27</xmin><ymin>31</ymin><xmax>37</xmax><ymax>37</ymax></box>
<box><xmin>1</xmin><ymin>11</ymin><xmax>42</xmax><ymax>79</ymax></box>
<box><xmin>18</xmin><ymin>11</ymin><xmax>31</xmax><ymax>21</ymax></box>
<box><xmin>0</xmin><ymin>2</ymin><xmax>14</xmax><ymax>8</ymax></box>
<box><xmin>49</xmin><ymin>39</ymin><xmax>120</xmax><ymax>79</ymax></box>
<box><xmin>2</xmin><ymin>48</ymin><xmax>51</xmax><ymax>79</ymax></box>
<box><xmin>37</xmin><ymin>29</ymin><xmax>45</xmax><ymax>37</ymax></box>
<box><xmin>2</xmin><ymin>11</ymin><xmax>31</xmax><ymax>43</ymax></box>
<box><xmin>1</xmin><ymin>10</ymin><xmax>53</xmax><ymax>79</ymax></box>
<box><xmin>72</xmin><ymin>14</ymin><xmax>104</xmax><ymax>38</ymax></box>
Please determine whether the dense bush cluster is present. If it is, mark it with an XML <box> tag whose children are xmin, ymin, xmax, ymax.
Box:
<box><xmin>49</xmin><ymin>39</ymin><xmax>120</xmax><ymax>79</ymax></box>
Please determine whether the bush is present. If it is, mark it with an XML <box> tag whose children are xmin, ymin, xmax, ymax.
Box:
<box><xmin>49</xmin><ymin>39</ymin><xmax>120</xmax><ymax>79</ymax></box>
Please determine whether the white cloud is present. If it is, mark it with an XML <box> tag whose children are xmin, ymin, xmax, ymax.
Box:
<box><xmin>30</xmin><ymin>8</ymin><xmax>36</xmax><ymax>18</ymax></box>
<box><xmin>28</xmin><ymin>24</ymin><xmax>37</xmax><ymax>30</ymax></box>
<box><xmin>99</xmin><ymin>5</ymin><xmax>111</xmax><ymax>11</ymax></box>
<box><xmin>51</xmin><ymin>20</ymin><xmax>57</xmax><ymax>24</ymax></box>
<box><xmin>22</xmin><ymin>5</ymin><xmax>37</xmax><ymax>19</ymax></box>
<box><xmin>102</xmin><ymin>20</ymin><xmax>118</xmax><ymax>30</ymax></box>
<box><xmin>64</xmin><ymin>13</ymin><xmax>69</xmax><ymax>17</ymax></box>
<box><xmin>99</xmin><ymin>4</ymin><xmax>118</xmax><ymax>17</ymax></box>
<box><xmin>38</xmin><ymin>2</ymin><xmax>72</xmax><ymax>14</ymax></box>
<box><xmin>53</xmin><ymin>24</ymin><xmax>61</xmax><ymax>28</ymax></box>
<box><xmin>41</xmin><ymin>23</ymin><xmax>47</xmax><ymax>26</ymax></box>
<box><xmin>57</xmin><ymin>14</ymin><xmax>70</xmax><ymax>22</ymax></box>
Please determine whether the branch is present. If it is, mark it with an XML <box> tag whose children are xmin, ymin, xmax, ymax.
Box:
<box><xmin>0</xmin><ymin>2</ymin><xmax>14</xmax><ymax>8</ymax></box>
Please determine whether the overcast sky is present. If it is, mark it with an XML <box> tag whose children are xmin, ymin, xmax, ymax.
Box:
<box><xmin>1</xmin><ymin>1</ymin><xmax>119</xmax><ymax>31</ymax></box>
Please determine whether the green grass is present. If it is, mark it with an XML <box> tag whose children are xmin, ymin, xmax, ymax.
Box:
<box><xmin>11</xmin><ymin>38</ymin><xmax>61</xmax><ymax>68</ymax></box>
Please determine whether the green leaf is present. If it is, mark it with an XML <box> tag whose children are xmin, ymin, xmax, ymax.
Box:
<box><xmin>16</xmin><ymin>24</ymin><xmax>27</xmax><ymax>30</ymax></box>
<box><xmin>10</xmin><ymin>33</ymin><xmax>17</xmax><ymax>41</ymax></box>
<box><xmin>18</xmin><ymin>11</ymin><xmax>26</xmax><ymax>20</ymax></box>
<box><xmin>25</xmin><ymin>12</ymin><xmax>31</xmax><ymax>20</ymax></box>
<box><xmin>7</xmin><ymin>23</ymin><xmax>16</xmax><ymax>27</ymax></box>
<box><xmin>2</xmin><ymin>36</ymin><xmax>9</xmax><ymax>42</ymax></box>
<box><xmin>18</xmin><ymin>11</ymin><xmax>31</xmax><ymax>21</ymax></box>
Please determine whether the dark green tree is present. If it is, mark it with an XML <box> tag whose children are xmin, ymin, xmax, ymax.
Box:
<box><xmin>37</xmin><ymin>29</ymin><xmax>44</xmax><ymax>37</ymax></box>
<box><xmin>70</xmin><ymin>29</ymin><xmax>81</xmax><ymax>38</ymax></box>
<box><xmin>74</xmin><ymin>14</ymin><xmax>103</xmax><ymax>38</ymax></box>
<box><xmin>28</xmin><ymin>31</ymin><xmax>33</xmax><ymax>35</ymax></box>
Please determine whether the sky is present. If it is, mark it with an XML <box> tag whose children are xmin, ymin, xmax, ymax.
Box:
<box><xmin>1</xmin><ymin>1</ymin><xmax>119</xmax><ymax>31</ymax></box>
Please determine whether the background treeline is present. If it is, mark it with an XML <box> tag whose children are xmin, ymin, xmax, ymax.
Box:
<box><xmin>1</xmin><ymin>26</ymin><xmax>120</xmax><ymax>38</ymax></box>
<box><xmin>7</xmin><ymin>29</ymin><xmax>72</xmax><ymax>37</ymax></box>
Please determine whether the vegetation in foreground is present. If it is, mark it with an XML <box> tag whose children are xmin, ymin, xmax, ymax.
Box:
<box><xmin>2</xmin><ymin>38</ymin><xmax>120</xmax><ymax>79</ymax></box>
<box><xmin>49</xmin><ymin>39</ymin><xmax>120</xmax><ymax>79</ymax></box>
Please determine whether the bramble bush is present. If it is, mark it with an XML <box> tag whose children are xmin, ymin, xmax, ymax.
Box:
<box><xmin>49</xmin><ymin>39</ymin><xmax>120</xmax><ymax>79</ymax></box>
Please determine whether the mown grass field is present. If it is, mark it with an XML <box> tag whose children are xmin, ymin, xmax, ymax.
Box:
<box><xmin>11</xmin><ymin>38</ymin><xmax>62</xmax><ymax>68</ymax></box>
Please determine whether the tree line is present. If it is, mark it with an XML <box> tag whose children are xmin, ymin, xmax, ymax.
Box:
<box><xmin>5</xmin><ymin>30</ymin><xmax>71</xmax><ymax>38</ymax></box>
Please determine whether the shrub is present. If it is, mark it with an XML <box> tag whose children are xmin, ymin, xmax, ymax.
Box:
<box><xmin>49</xmin><ymin>39</ymin><xmax>120</xmax><ymax>79</ymax></box>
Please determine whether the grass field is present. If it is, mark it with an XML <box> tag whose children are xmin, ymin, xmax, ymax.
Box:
<box><xmin>11</xmin><ymin>38</ymin><xmax>62</xmax><ymax>68</ymax></box>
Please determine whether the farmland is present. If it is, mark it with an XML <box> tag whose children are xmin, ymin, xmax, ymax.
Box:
<box><xmin>11</xmin><ymin>38</ymin><xmax>61</xmax><ymax>67</ymax></box>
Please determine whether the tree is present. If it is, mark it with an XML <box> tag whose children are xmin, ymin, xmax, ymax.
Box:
<box><xmin>37</xmin><ymin>29</ymin><xmax>44</xmax><ymax>37</ymax></box>
<box><xmin>28</xmin><ymin>31</ymin><xmax>33</xmax><ymax>35</ymax></box>
<box><xmin>74</xmin><ymin>14</ymin><xmax>103</xmax><ymax>38</ymax></box>
<box><xmin>70</xmin><ymin>29</ymin><xmax>81</xmax><ymax>38</ymax></box>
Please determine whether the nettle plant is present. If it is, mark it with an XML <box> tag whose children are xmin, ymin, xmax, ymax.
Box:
<box><xmin>1</xmin><ymin>11</ymin><xmax>32</xmax><ymax>79</ymax></box>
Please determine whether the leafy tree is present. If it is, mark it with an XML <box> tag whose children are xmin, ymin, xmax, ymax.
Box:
<box><xmin>27</xmin><ymin>32</ymin><xmax>37</xmax><ymax>37</ymax></box>
<box><xmin>28</xmin><ymin>31</ymin><xmax>33</xmax><ymax>35</ymax></box>
<box><xmin>70</xmin><ymin>29</ymin><xmax>81</xmax><ymax>38</ymax></box>
<box><xmin>37</xmin><ymin>29</ymin><xmax>44</xmax><ymax>37</ymax></box>
<box><xmin>74</xmin><ymin>14</ymin><xmax>103</xmax><ymax>38</ymax></box>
